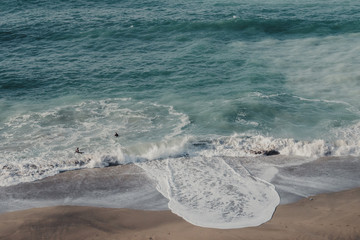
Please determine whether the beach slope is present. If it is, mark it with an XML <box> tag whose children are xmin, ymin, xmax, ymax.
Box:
<box><xmin>1</xmin><ymin>188</ymin><xmax>360</xmax><ymax>240</ymax></box>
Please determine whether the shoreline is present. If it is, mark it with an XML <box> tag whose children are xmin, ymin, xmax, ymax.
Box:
<box><xmin>1</xmin><ymin>187</ymin><xmax>360</xmax><ymax>240</ymax></box>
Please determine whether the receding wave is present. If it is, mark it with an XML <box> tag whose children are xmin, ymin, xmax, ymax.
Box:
<box><xmin>138</xmin><ymin>156</ymin><xmax>280</xmax><ymax>229</ymax></box>
<box><xmin>136</xmin><ymin>128</ymin><xmax>360</xmax><ymax>228</ymax></box>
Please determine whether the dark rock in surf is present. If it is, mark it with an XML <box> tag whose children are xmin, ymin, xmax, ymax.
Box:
<box><xmin>250</xmin><ymin>149</ymin><xmax>280</xmax><ymax>156</ymax></box>
<box><xmin>263</xmin><ymin>150</ymin><xmax>280</xmax><ymax>156</ymax></box>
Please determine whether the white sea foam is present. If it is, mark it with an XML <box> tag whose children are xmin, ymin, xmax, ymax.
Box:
<box><xmin>136</xmin><ymin>126</ymin><xmax>360</xmax><ymax>228</ymax></box>
<box><xmin>230</xmin><ymin>33</ymin><xmax>360</xmax><ymax>110</ymax></box>
<box><xmin>2</xmin><ymin>112</ymin><xmax>359</xmax><ymax>187</ymax></box>
<box><xmin>249</xmin><ymin>92</ymin><xmax>286</xmax><ymax>99</ymax></box>
<box><xmin>1</xmin><ymin>96</ymin><xmax>359</xmax><ymax>231</ymax></box>
<box><xmin>197</xmin><ymin>121</ymin><xmax>360</xmax><ymax>160</ymax></box>
<box><xmin>329</xmin><ymin>122</ymin><xmax>360</xmax><ymax>156</ymax></box>
<box><xmin>0</xmin><ymin>98</ymin><xmax>190</xmax><ymax>186</ymax></box>
<box><xmin>278</xmin><ymin>34</ymin><xmax>360</xmax><ymax>105</ymax></box>
<box><xmin>135</xmin><ymin>136</ymin><xmax>190</xmax><ymax>160</ymax></box>
<box><xmin>166</xmin><ymin>106</ymin><xmax>191</xmax><ymax>139</ymax></box>
<box><xmin>293</xmin><ymin>96</ymin><xmax>360</xmax><ymax>115</ymax></box>
<box><xmin>137</xmin><ymin>156</ymin><xmax>280</xmax><ymax>229</ymax></box>
<box><xmin>195</xmin><ymin>134</ymin><xmax>326</xmax><ymax>159</ymax></box>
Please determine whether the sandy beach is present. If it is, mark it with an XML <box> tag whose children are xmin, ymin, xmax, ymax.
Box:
<box><xmin>1</xmin><ymin>187</ymin><xmax>359</xmax><ymax>240</ymax></box>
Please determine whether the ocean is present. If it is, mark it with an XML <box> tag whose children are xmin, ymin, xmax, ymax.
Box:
<box><xmin>1</xmin><ymin>0</ymin><xmax>360</xmax><ymax>229</ymax></box>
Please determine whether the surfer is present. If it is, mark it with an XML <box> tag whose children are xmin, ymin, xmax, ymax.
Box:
<box><xmin>75</xmin><ymin>147</ymin><xmax>83</xmax><ymax>154</ymax></box>
<box><xmin>114</xmin><ymin>132</ymin><xmax>119</xmax><ymax>137</ymax></box>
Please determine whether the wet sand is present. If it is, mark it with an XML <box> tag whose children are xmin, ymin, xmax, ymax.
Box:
<box><xmin>1</xmin><ymin>187</ymin><xmax>359</xmax><ymax>240</ymax></box>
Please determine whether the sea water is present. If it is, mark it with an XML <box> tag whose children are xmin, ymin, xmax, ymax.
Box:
<box><xmin>1</xmin><ymin>0</ymin><xmax>360</xmax><ymax>229</ymax></box>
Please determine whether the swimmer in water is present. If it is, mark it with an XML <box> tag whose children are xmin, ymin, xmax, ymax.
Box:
<box><xmin>75</xmin><ymin>147</ymin><xmax>83</xmax><ymax>154</ymax></box>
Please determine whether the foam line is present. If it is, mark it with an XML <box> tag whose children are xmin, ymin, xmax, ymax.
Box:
<box><xmin>138</xmin><ymin>156</ymin><xmax>280</xmax><ymax>229</ymax></box>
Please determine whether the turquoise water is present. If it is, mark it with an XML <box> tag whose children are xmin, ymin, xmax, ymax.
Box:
<box><xmin>1</xmin><ymin>0</ymin><xmax>360</xmax><ymax>228</ymax></box>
